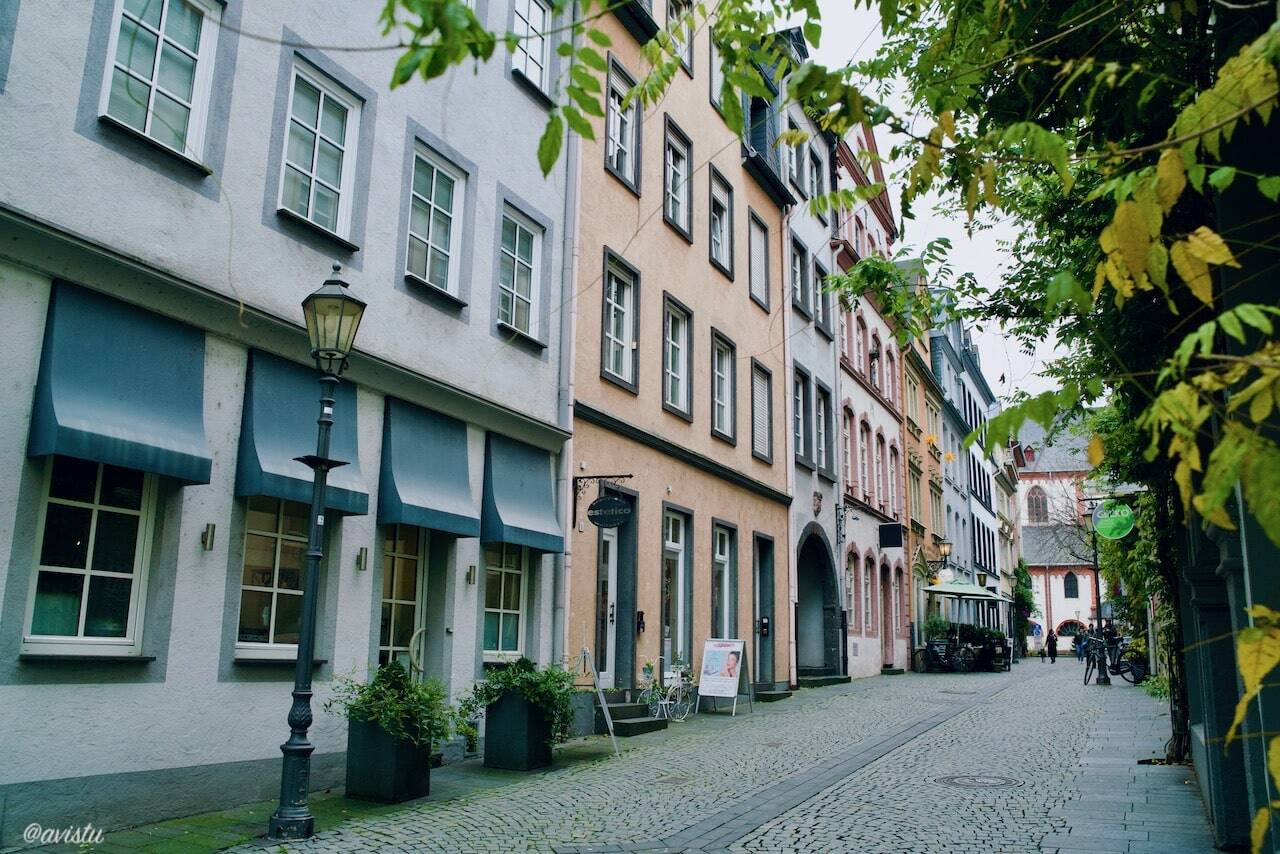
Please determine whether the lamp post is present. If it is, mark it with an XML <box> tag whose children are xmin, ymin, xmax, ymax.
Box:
<box><xmin>268</xmin><ymin>264</ymin><xmax>366</xmax><ymax>841</ymax></box>
<box><xmin>933</xmin><ymin>538</ymin><xmax>952</xmax><ymax>622</ymax></box>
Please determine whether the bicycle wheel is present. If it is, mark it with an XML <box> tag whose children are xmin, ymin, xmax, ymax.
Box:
<box><xmin>1084</xmin><ymin>654</ymin><xmax>1096</xmax><ymax>685</ymax></box>
<box><xmin>913</xmin><ymin>648</ymin><xmax>929</xmax><ymax>673</ymax></box>
<box><xmin>1119</xmin><ymin>649</ymin><xmax>1148</xmax><ymax>684</ymax></box>
<box><xmin>670</xmin><ymin>685</ymin><xmax>694</xmax><ymax>721</ymax></box>
<box><xmin>953</xmin><ymin>647</ymin><xmax>975</xmax><ymax>673</ymax></box>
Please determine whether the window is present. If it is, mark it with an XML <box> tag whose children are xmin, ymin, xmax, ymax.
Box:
<box><xmin>842</xmin><ymin>410</ymin><xmax>853</xmax><ymax>488</ymax></box>
<box><xmin>793</xmin><ymin>370</ymin><xmax>810</xmax><ymax>463</ymax></box>
<box><xmin>512</xmin><ymin>0</ymin><xmax>550</xmax><ymax>91</ymax></box>
<box><xmin>1027</xmin><ymin>486</ymin><xmax>1049</xmax><ymax>523</ymax></box>
<box><xmin>709</xmin><ymin>171</ymin><xmax>733</xmax><ymax>274</ymax></box>
<box><xmin>859</xmin><ymin>422</ymin><xmax>871</xmax><ymax>499</ymax></box>
<box><xmin>813</xmin><ymin>262</ymin><xmax>829</xmax><ymax>330</ymax></box>
<box><xmin>662</xmin><ymin>511</ymin><xmax>687</xmax><ymax>662</ymax></box>
<box><xmin>24</xmin><ymin>456</ymin><xmax>154</xmax><ymax>654</ymax></box>
<box><xmin>808</xmin><ymin>149</ymin><xmax>823</xmax><ymax>200</ymax></box>
<box><xmin>749</xmin><ymin>214</ymin><xmax>770</xmax><ymax>308</ymax></box>
<box><xmin>279</xmin><ymin>62</ymin><xmax>359</xmax><ymax>236</ymax></box>
<box><xmin>862</xmin><ymin>561</ymin><xmax>872</xmax><ymax>634</ymax></box>
<box><xmin>906</xmin><ymin>373</ymin><xmax>920</xmax><ymax>423</ymax></box>
<box><xmin>875</xmin><ymin>435</ymin><xmax>886</xmax><ymax>508</ymax></box>
<box><xmin>786</xmin><ymin>119</ymin><xmax>801</xmax><ymax>186</ymax></box>
<box><xmin>870</xmin><ymin>335</ymin><xmax>882</xmax><ymax>389</ymax></box>
<box><xmin>930</xmin><ymin>487</ymin><xmax>943</xmax><ymax>534</ymax></box>
<box><xmin>668</xmin><ymin>0</ymin><xmax>693</xmax><ymax>70</ymax></box>
<box><xmin>664</xmin><ymin>122</ymin><xmax>692</xmax><ymax>237</ymax></box>
<box><xmin>909</xmin><ymin>470</ymin><xmax>922</xmax><ymax>521</ymax></box>
<box><xmin>855</xmin><ymin>318</ymin><xmax>867</xmax><ymax>374</ymax></box>
<box><xmin>405</xmin><ymin>148</ymin><xmax>463</xmax><ymax>292</ymax></box>
<box><xmin>498</xmin><ymin>209</ymin><xmax>541</xmax><ymax>337</ymax></box>
<box><xmin>815</xmin><ymin>386</ymin><xmax>832</xmax><ymax>472</ymax></box>
<box><xmin>606</xmin><ymin>63</ymin><xmax>639</xmax><ymax>188</ymax></box>
<box><xmin>711</xmin><ymin>525</ymin><xmax>733</xmax><ymax>637</ymax></box>
<box><xmin>751</xmin><ymin>363</ymin><xmax>773</xmax><ymax>460</ymax></box>
<box><xmin>709</xmin><ymin>38</ymin><xmax>724</xmax><ymax>107</ymax></box>
<box><xmin>884</xmin><ymin>352</ymin><xmax>896</xmax><ymax>404</ymax></box>
<box><xmin>238</xmin><ymin>496</ymin><xmax>309</xmax><ymax>648</ymax></box>
<box><xmin>888</xmin><ymin>447</ymin><xmax>900</xmax><ymax>518</ymax></box>
<box><xmin>927</xmin><ymin>402</ymin><xmax>941</xmax><ymax>439</ymax></box>
<box><xmin>790</xmin><ymin>239</ymin><xmax>808</xmax><ymax>312</ymax></box>
<box><xmin>484</xmin><ymin>544</ymin><xmax>527</xmax><ymax>657</ymax></box>
<box><xmin>379</xmin><ymin>525</ymin><xmax>424</xmax><ymax>666</ymax></box>
<box><xmin>711</xmin><ymin>334</ymin><xmax>735</xmax><ymax>440</ymax></box>
<box><xmin>846</xmin><ymin>559</ymin><xmax>857</xmax><ymax>621</ymax></box>
<box><xmin>102</xmin><ymin>0</ymin><xmax>220</xmax><ymax>158</ymax></box>
<box><xmin>1064</xmin><ymin>571</ymin><xmax>1079</xmax><ymax>599</ymax></box>
<box><xmin>602</xmin><ymin>257</ymin><xmax>637</xmax><ymax>386</ymax></box>
<box><xmin>663</xmin><ymin>298</ymin><xmax>692</xmax><ymax>415</ymax></box>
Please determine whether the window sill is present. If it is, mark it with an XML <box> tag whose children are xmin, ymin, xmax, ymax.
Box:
<box><xmin>496</xmin><ymin>320</ymin><xmax>547</xmax><ymax>351</ymax></box>
<box><xmin>794</xmin><ymin>455</ymin><xmax>816</xmax><ymax>472</ymax></box>
<box><xmin>662</xmin><ymin>400</ymin><xmax>693</xmax><ymax>424</ymax></box>
<box><xmin>98</xmin><ymin>113</ymin><xmax>213</xmax><ymax>176</ymax></box>
<box><xmin>605</xmin><ymin>162</ymin><xmax>642</xmax><ymax>198</ymax></box>
<box><xmin>19</xmin><ymin>652</ymin><xmax>155</xmax><ymax>663</ymax></box>
<box><xmin>510</xmin><ymin>68</ymin><xmax>555</xmax><ymax>111</ymax></box>
<box><xmin>710</xmin><ymin>256</ymin><xmax>734</xmax><ymax>282</ymax></box>
<box><xmin>749</xmin><ymin>292</ymin><xmax>770</xmax><ymax>315</ymax></box>
<box><xmin>276</xmin><ymin>207</ymin><xmax>360</xmax><ymax>253</ymax></box>
<box><xmin>711</xmin><ymin>428</ymin><xmax>736</xmax><ymax>447</ymax></box>
<box><xmin>404</xmin><ymin>273</ymin><xmax>467</xmax><ymax>310</ymax></box>
<box><xmin>234</xmin><ymin>654</ymin><xmax>329</xmax><ymax>666</ymax></box>
<box><xmin>815</xmin><ymin>322</ymin><xmax>835</xmax><ymax>342</ymax></box>
<box><xmin>663</xmin><ymin>214</ymin><xmax>694</xmax><ymax>245</ymax></box>
<box><xmin>751</xmin><ymin>449</ymin><xmax>774</xmax><ymax>465</ymax></box>
<box><xmin>791</xmin><ymin>301</ymin><xmax>813</xmax><ymax>321</ymax></box>
<box><xmin>817</xmin><ymin>468</ymin><xmax>838</xmax><ymax>485</ymax></box>
<box><xmin>600</xmin><ymin>368</ymin><xmax>639</xmax><ymax>396</ymax></box>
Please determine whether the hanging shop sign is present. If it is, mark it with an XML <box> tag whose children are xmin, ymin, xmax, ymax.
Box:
<box><xmin>586</xmin><ymin>494</ymin><xmax>632</xmax><ymax>528</ymax></box>
<box><xmin>1092</xmin><ymin>500</ymin><xmax>1135</xmax><ymax>540</ymax></box>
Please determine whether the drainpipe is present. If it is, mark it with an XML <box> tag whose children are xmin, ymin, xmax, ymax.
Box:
<box><xmin>781</xmin><ymin>200</ymin><xmax>798</xmax><ymax>690</ymax></box>
<box><xmin>553</xmin><ymin>13</ymin><xmax>583</xmax><ymax>669</ymax></box>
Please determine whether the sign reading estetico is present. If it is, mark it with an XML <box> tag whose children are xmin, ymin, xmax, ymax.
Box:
<box><xmin>699</xmin><ymin>639</ymin><xmax>746</xmax><ymax>698</ymax></box>
<box><xmin>586</xmin><ymin>494</ymin><xmax>631</xmax><ymax>528</ymax></box>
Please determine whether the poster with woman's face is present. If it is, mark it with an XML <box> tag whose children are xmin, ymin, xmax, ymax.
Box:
<box><xmin>699</xmin><ymin>639</ymin><xmax>745</xmax><ymax>698</ymax></box>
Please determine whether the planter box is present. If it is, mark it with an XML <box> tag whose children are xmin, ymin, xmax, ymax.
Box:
<box><xmin>345</xmin><ymin>719</ymin><xmax>431</xmax><ymax>803</ymax></box>
<box><xmin>484</xmin><ymin>690</ymin><xmax>552</xmax><ymax>771</ymax></box>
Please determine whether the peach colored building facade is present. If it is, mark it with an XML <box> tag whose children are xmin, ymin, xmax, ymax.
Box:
<box><xmin>566</xmin><ymin>3</ymin><xmax>795</xmax><ymax>692</ymax></box>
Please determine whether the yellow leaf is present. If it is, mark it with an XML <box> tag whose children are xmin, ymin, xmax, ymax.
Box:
<box><xmin>1252</xmin><ymin>806</ymin><xmax>1270</xmax><ymax>854</ymax></box>
<box><xmin>940</xmin><ymin>110</ymin><xmax>956</xmax><ymax>140</ymax></box>
<box><xmin>1193</xmin><ymin>499</ymin><xmax>1236</xmax><ymax>530</ymax></box>
<box><xmin>1186</xmin><ymin>226</ymin><xmax>1241</xmax><ymax>268</ymax></box>
<box><xmin>1251</xmin><ymin>385</ymin><xmax>1274</xmax><ymax>424</ymax></box>
<box><xmin>1174</xmin><ymin>458</ymin><xmax>1195</xmax><ymax>512</ymax></box>
<box><xmin>1088</xmin><ymin>434</ymin><xmax>1105</xmax><ymax>466</ymax></box>
<box><xmin>1269</xmin><ymin>735</ymin><xmax>1280</xmax><ymax>792</ymax></box>
<box><xmin>1092</xmin><ymin>262</ymin><xmax>1106</xmax><ymax>301</ymax></box>
<box><xmin>1147</xmin><ymin>241</ymin><xmax>1169</xmax><ymax>294</ymax></box>
<box><xmin>1156</xmin><ymin>148</ymin><xmax>1186</xmax><ymax>213</ymax></box>
<box><xmin>1171</xmin><ymin>240</ymin><xmax>1214</xmax><ymax>305</ymax></box>
<box><xmin>981</xmin><ymin>160</ymin><xmax>998</xmax><ymax>206</ymax></box>
<box><xmin>1227</xmin><ymin>623</ymin><xmax>1280</xmax><ymax>746</ymax></box>
<box><xmin>1111</xmin><ymin>201</ymin><xmax>1151</xmax><ymax>280</ymax></box>
<box><xmin>965</xmin><ymin>175</ymin><xmax>979</xmax><ymax>220</ymax></box>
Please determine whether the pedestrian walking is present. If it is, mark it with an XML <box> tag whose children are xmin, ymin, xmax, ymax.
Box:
<box><xmin>1047</xmin><ymin>630</ymin><xmax>1058</xmax><ymax>664</ymax></box>
<box><xmin>1073</xmin><ymin>633</ymin><xmax>1085</xmax><ymax>662</ymax></box>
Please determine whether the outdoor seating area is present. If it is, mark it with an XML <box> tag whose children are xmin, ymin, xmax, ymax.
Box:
<box><xmin>913</xmin><ymin>622</ymin><xmax>1013</xmax><ymax>674</ymax></box>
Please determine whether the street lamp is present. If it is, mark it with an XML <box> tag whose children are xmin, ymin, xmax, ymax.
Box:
<box><xmin>268</xmin><ymin>264</ymin><xmax>366</xmax><ymax>841</ymax></box>
<box><xmin>1082</xmin><ymin>502</ymin><xmax>1111</xmax><ymax>687</ymax></box>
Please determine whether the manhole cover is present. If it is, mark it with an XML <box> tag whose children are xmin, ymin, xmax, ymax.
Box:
<box><xmin>935</xmin><ymin>775</ymin><xmax>1021</xmax><ymax>789</ymax></box>
<box><xmin>656</xmin><ymin>775</ymin><xmax>691</xmax><ymax>784</ymax></box>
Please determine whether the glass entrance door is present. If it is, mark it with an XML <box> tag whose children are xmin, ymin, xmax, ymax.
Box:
<box><xmin>662</xmin><ymin>511</ymin><xmax>686</xmax><ymax>666</ymax></box>
<box><xmin>596</xmin><ymin>527</ymin><xmax>618</xmax><ymax>688</ymax></box>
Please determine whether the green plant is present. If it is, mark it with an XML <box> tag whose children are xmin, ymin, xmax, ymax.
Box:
<box><xmin>324</xmin><ymin>661</ymin><xmax>452</xmax><ymax>749</ymax></box>
<box><xmin>455</xmin><ymin>657</ymin><xmax>576</xmax><ymax>747</ymax></box>
<box><xmin>1144</xmin><ymin>674</ymin><xmax>1171</xmax><ymax>701</ymax></box>
<box><xmin>923</xmin><ymin>614</ymin><xmax>951</xmax><ymax>640</ymax></box>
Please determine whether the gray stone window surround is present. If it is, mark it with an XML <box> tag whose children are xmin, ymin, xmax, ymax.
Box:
<box><xmin>750</xmin><ymin>357</ymin><xmax>774</xmax><ymax>464</ymax></box>
<box><xmin>709</xmin><ymin>517</ymin><xmax>738</xmax><ymax>638</ymax></box>
<box><xmin>75</xmin><ymin>0</ymin><xmax>242</xmax><ymax>201</ymax></box>
<box><xmin>489</xmin><ymin>182</ymin><xmax>555</xmax><ymax>360</ymax></box>
<box><xmin>793</xmin><ymin>360</ymin><xmax>814</xmax><ymax>471</ymax></box>
<box><xmin>814</xmin><ymin>375</ymin><xmax>837</xmax><ymax>482</ymax></box>
<box><xmin>0</xmin><ymin>457</ymin><xmax>181</xmax><ymax>685</ymax></box>
<box><xmin>661</xmin><ymin>291</ymin><xmax>694</xmax><ymax>423</ymax></box>
<box><xmin>603</xmin><ymin>54</ymin><xmax>642</xmax><ymax>197</ymax></box>
<box><xmin>504</xmin><ymin>0</ymin><xmax>562</xmax><ymax>110</ymax></box>
<box><xmin>707</xmin><ymin>165</ymin><xmax>734</xmax><ymax>281</ymax></box>
<box><xmin>600</xmin><ymin>246</ymin><xmax>641</xmax><ymax>395</ymax></box>
<box><xmin>662</xmin><ymin>115</ymin><xmax>694</xmax><ymax>243</ymax></box>
<box><xmin>393</xmin><ymin>119</ymin><xmax>480</xmax><ymax>319</ymax></box>
<box><xmin>259</xmin><ymin>27</ymin><xmax>378</xmax><ymax>269</ymax></box>
<box><xmin>660</xmin><ymin>500</ymin><xmax>695</xmax><ymax>667</ymax></box>
<box><xmin>0</xmin><ymin>0</ymin><xmax>21</xmax><ymax>94</ymax></box>
<box><xmin>813</xmin><ymin>259</ymin><xmax>833</xmax><ymax>339</ymax></box>
<box><xmin>790</xmin><ymin>233</ymin><xmax>811</xmax><ymax>319</ymax></box>
<box><xmin>709</xmin><ymin>328</ymin><xmax>736</xmax><ymax>445</ymax></box>
<box><xmin>747</xmin><ymin>208</ymin><xmax>771</xmax><ymax>314</ymax></box>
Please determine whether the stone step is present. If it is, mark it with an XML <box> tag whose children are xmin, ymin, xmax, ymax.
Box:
<box><xmin>613</xmin><ymin>716</ymin><xmax>668</xmax><ymax>737</ymax></box>
<box><xmin>605</xmin><ymin>701</ymin><xmax>649</xmax><ymax>720</ymax></box>
<box><xmin>755</xmin><ymin>689</ymin><xmax>792</xmax><ymax>703</ymax></box>
<box><xmin>881</xmin><ymin>667</ymin><xmax>906</xmax><ymax>675</ymax></box>
<box><xmin>797</xmin><ymin>674</ymin><xmax>852</xmax><ymax>688</ymax></box>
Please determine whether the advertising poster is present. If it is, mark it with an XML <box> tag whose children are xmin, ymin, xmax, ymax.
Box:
<box><xmin>699</xmin><ymin>638</ymin><xmax>745</xmax><ymax>698</ymax></box>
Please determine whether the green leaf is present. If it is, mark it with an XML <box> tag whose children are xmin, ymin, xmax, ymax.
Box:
<box><xmin>803</xmin><ymin>20</ymin><xmax>821</xmax><ymax>48</ymax></box>
<box><xmin>1208</xmin><ymin>166</ymin><xmax>1238</xmax><ymax>191</ymax></box>
<box><xmin>1236</xmin><ymin>304</ymin><xmax>1275</xmax><ymax>336</ymax></box>
<box><xmin>537</xmin><ymin>111</ymin><xmax>563</xmax><ymax>177</ymax></box>
<box><xmin>576</xmin><ymin>45</ymin><xmax>608</xmax><ymax>72</ymax></box>
<box><xmin>1219</xmin><ymin>310</ymin><xmax>1246</xmax><ymax>343</ymax></box>
<box><xmin>586</xmin><ymin>29</ymin><xmax>612</xmax><ymax>48</ymax></box>
<box><xmin>561</xmin><ymin>104</ymin><xmax>595</xmax><ymax>140</ymax></box>
<box><xmin>719</xmin><ymin>81</ymin><xmax>743</xmax><ymax>133</ymax></box>
<box><xmin>1258</xmin><ymin>176</ymin><xmax>1280</xmax><ymax>201</ymax></box>
<box><xmin>1188</xmin><ymin>164</ymin><xmax>1206</xmax><ymax>192</ymax></box>
<box><xmin>557</xmin><ymin>41</ymin><xmax>574</xmax><ymax>57</ymax></box>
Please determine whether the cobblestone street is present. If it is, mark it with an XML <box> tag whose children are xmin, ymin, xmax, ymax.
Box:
<box><xmin>223</xmin><ymin>662</ymin><xmax>1209</xmax><ymax>853</ymax></box>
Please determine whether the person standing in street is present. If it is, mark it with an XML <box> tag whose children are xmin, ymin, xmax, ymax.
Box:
<box><xmin>1047</xmin><ymin>630</ymin><xmax>1058</xmax><ymax>663</ymax></box>
<box><xmin>1074</xmin><ymin>632</ymin><xmax>1085</xmax><ymax>662</ymax></box>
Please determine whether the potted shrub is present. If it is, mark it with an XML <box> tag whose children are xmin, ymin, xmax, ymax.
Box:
<box><xmin>923</xmin><ymin>614</ymin><xmax>951</xmax><ymax>641</ymax></box>
<box><xmin>325</xmin><ymin>661</ymin><xmax>452</xmax><ymax>803</ymax></box>
<box><xmin>457</xmin><ymin>657</ymin><xmax>574</xmax><ymax>771</ymax></box>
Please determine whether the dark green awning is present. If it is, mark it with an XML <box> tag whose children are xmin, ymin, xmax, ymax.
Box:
<box><xmin>481</xmin><ymin>433</ymin><xmax>564</xmax><ymax>553</ymax></box>
<box><xmin>235</xmin><ymin>350</ymin><xmax>368</xmax><ymax>515</ymax></box>
<box><xmin>378</xmin><ymin>398</ymin><xmax>480</xmax><ymax>536</ymax></box>
<box><xmin>27</xmin><ymin>282</ymin><xmax>212</xmax><ymax>483</ymax></box>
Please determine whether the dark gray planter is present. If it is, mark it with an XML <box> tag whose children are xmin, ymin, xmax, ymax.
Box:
<box><xmin>483</xmin><ymin>690</ymin><xmax>552</xmax><ymax>771</ymax></box>
<box><xmin>345</xmin><ymin>719</ymin><xmax>430</xmax><ymax>803</ymax></box>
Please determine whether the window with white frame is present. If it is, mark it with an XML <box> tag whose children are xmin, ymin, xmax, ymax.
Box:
<box><xmin>379</xmin><ymin>524</ymin><xmax>424</xmax><ymax>666</ymax></box>
<box><xmin>859</xmin><ymin>422</ymin><xmax>871</xmax><ymax>499</ymax></box>
<box><xmin>906</xmin><ymin>373</ymin><xmax>920</xmax><ymax>423</ymax></box>
<box><xmin>888</xmin><ymin>447</ymin><xmax>900</xmax><ymax>518</ymax></box>
<box><xmin>751</xmin><ymin>364</ymin><xmax>772</xmax><ymax>458</ymax></box>
<box><xmin>279</xmin><ymin>62</ymin><xmax>359</xmax><ymax>236</ymax></box>
<box><xmin>909</xmin><ymin>469</ymin><xmax>923</xmax><ymax>522</ymax></box>
<box><xmin>855</xmin><ymin>318</ymin><xmax>867</xmax><ymax>372</ymax></box>
<box><xmin>793</xmin><ymin>372</ymin><xmax>810</xmax><ymax>462</ymax></box>
<box><xmin>841</xmin><ymin>411</ymin><xmax>853</xmax><ymax>488</ymax></box>
<box><xmin>808</xmin><ymin>149</ymin><xmax>823</xmax><ymax>200</ymax></box>
<box><xmin>606</xmin><ymin>65</ymin><xmax>638</xmax><ymax>185</ymax></box>
<box><xmin>875</xmin><ymin>435</ymin><xmax>886</xmax><ymax>508</ymax></box>
<box><xmin>709</xmin><ymin>173</ymin><xmax>732</xmax><ymax>271</ymax></box>
<box><xmin>709</xmin><ymin>38</ymin><xmax>724</xmax><ymax>106</ymax></box>
<box><xmin>813</xmin><ymin>262</ymin><xmax>827</xmax><ymax>328</ymax></box>
<box><xmin>512</xmin><ymin>0</ymin><xmax>550</xmax><ymax>90</ymax></box>
<box><xmin>712</xmin><ymin>336</ymin><xmax>734</xmax><ymax>439</ymax></box>
<box><xmin>662</xmin><ymin>511</ymin><xmax>687</xmax><ymax>663</ymax></box>
<box><xmin>786</xmin><ymin>119</ymin><xmax>801</xmax><ymax>185</ymax></box>
<box><xmin>238</xmin><ymin>496</ymin><xmax>309</xmax><ymax>648</ymax></box>
<box><xmin>406</xmin><ymin>147</ymin><xmax>463</xmax><ymax>292</ymax></box>
<box><xmin>664</xmin><ymin>126</ymin><xmax>692</xmax><ymax>234</ymax></box>
<box><xmin>815</xmin><ymin>387</ymin><xmax>831</xmax><ymax>471</ymax></box>
<box><xmin>668</xmin><ymin>0</ymin><xmax>693</xmax><ymax>69</ymax></box>
<box><xmin>102</xmin><ymin>0</ymin><xmax>220</xmax><ymax>158</ymax></box>
<box><xmin>603</xmin><ymin>259</ymin><xmax>636</xmax><ymax>384</ymax></box>
<box><xmin>663</xmin><ymin>299</ymin><xmax>691</xmax><ymax>413</ymax></box>
<box><xmin>498</xmin><ymin>209</ymin><xmax>541</xmax><ymax>336</ymax></box>
<box><xmin>862</xmin><ymin>561</ymin><xmax>872</xmax><ymax>634</ymax></box>
<box><xmin>790</xmin><ymin>239</ymin><xmax>808</xmax><ymax>309</ymax></box>
<box><xmin>930</xmin><ymin>487</ymin><xmax>943</xmax><ymax>534</ymax></box>
<box><xmin>711</xmin><ymin>525</ymin><xmax>732</xmax><ymax>637</ymax></box>
<box><xmin>749</xmin><ymin>215</ymin><xmax>769</xmax><ymax>306</ymax></box>
<box><xmin>484</xmin><ymin>543</ymin><xmax>527</xmax><ymax>657</ymax></box>
<box><xmin>23</xmin><ymin>456</ymin><xmax>154</xmax><ymax>653</ymax></box>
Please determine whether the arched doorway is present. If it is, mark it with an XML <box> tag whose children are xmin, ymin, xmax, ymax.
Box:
<box><xmin>795</xmin><ymin>525</ymin><xmax>840</xmax><ymax>676</ymax></box>
<box><xmin>879</xmin><ymin>562</ymin><xmax>893</xmax><ymax>667</ymax></box>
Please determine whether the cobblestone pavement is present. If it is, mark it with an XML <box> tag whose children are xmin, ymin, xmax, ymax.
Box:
<box><xmin>234</xmin><ymin>661</ymin><xmax>1207</xmax><ymax>853</ymax></box>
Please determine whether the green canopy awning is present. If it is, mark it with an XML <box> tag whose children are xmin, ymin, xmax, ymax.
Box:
<box><xmin>923</xmin><ymin>581</ymin><xmax>1000</xmax><ymax>600</ymax></box>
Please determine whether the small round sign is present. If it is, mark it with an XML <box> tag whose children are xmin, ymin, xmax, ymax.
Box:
<box><xmin>586</xmin><ymin>494</ymin><xmax>631</xmax><ymax>528</ymax></box>
<box><xmin>1093</xmin><ymin>499</ymin><xmax>1135</xmax><ymax>540</ymax></box>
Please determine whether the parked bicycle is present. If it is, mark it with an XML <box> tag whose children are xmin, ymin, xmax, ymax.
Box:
<box><xmin>638</xmin><ymin>656</ymin><xmax>696</xmax><ymax>721</ymax></box>
<box><xmin>1083</xmin><ymin>633</ymin><xmax>1148</xmax><ymax>685</ymax></box>
<box><xmin>913</xmin><ymin>634</ymin><xmax>975</xmax><ymax>673</ymax></box>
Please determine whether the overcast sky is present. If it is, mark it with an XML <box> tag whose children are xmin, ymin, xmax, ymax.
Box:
<box><xmin>809</xmin><ymin>1</ymin><xmax>1063</xmax><ymax>400</ymax></box>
